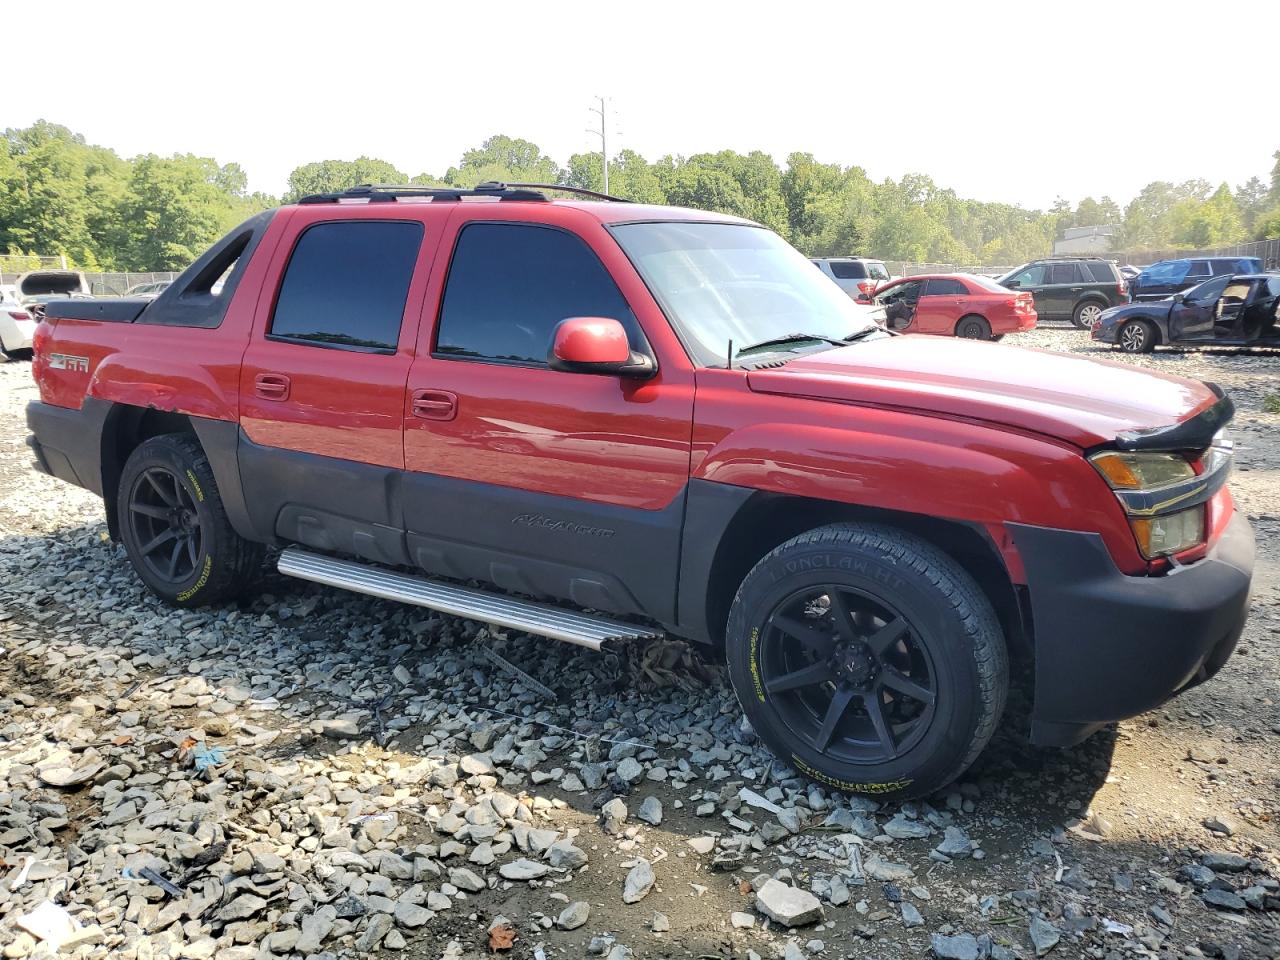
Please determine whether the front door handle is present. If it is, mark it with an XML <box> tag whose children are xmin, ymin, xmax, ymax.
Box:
<box><xmin>1070</xmin><ymin>287</ymin><xmax>1083</xmax><ymax>292</ymax></box>
<box><xmin>254</xmin><ymin>373</ymin><xmax>290</xmax><ymax>401</ymax></box>
<box><xmin>411</xmin><ymin>389</ymin><xmax>458</xmax><ymax>421</ymax></box>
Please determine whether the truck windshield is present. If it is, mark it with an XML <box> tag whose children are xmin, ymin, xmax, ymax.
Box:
<box><xmin>611</xmin><ymin>221</ymin><xmax>880</xmax><ymax>367</ymax></box>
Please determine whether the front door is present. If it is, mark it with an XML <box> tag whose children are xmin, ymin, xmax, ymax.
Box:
<box><xmin>878</xmin><ymin>279</ymin><xmax>923</xmax><ymax>331</ymax></box>
<box><xmin>1168</xmin><ymin>274</ymin><xmax>1231</xmax><ymax>341</ymax></box>
<box><xmin>401</xmin><ymin>207</ymin><xmax>696</xmax><ymax>621</ymax></box>
<box><xmin>237</xmin><ymin>210</ymin><xmax>436</xmax><ymax>561</ymax></box>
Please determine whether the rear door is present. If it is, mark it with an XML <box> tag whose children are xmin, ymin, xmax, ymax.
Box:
<box><xmin>400</xmin><ymin>206</ymin><xmax>696</xmax><ymax>621</ymax></box>
<box><xmin>915</xmin><ymin>277</ymin><xmax>968</xmax><ymax>334</ymax></box>
<box><xmin>237</xmin><ymin>208</ymin><xmax>437</xmax><ymax>562</ymax></box>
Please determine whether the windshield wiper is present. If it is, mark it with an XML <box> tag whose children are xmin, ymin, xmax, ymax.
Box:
<box><xmin>844</xmin><ymin>326</ymin><xmax>881</xmax><ymax>342</ymax></box>
<box><xmin>736</xmin><ymin>332</ymin><xmax>849</xmax><ymax>356</ymax></box>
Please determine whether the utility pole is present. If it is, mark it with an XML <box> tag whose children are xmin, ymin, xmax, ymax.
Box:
<box><xmin>587</xmin><ymin>96</ymin><xmax>609</xmax><ymax>195</ymax></box>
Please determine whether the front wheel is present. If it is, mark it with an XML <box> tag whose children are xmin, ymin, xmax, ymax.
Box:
<box><xmin>726</xmin><ymin>524</ymin><xmax>1008</xmax><ymax>800</ymax></box>
<box><xmin>1117</xmin><ymin>319</ymin><xmax>1156</xmax><ymax>353</ymax></box>
<box><xmin>1072</xmin><ymin>301</ymin><xmax>1105</xmax><ymax>329</ymax></box>
<box><xmin>117</xmin><ymin>433</ymin><xmax>263</xmax><ymax>606</ymax></box>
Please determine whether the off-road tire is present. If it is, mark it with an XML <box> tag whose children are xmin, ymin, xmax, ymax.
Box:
<box><xmin>725</xmin><ymin>523</ymin><xmax>1008</xmax><ymax>800</ymax></box>
<box><xmin>117</xmin><ymin>433</ymin><xmax>262</xmax><ymax>607</ymax></box>
<box><xmin>955</xmin><ymin>315</ymin><xmax>991</xmax><ymax>340</ymax></box>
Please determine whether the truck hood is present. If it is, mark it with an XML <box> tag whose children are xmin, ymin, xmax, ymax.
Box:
<box><xmin>745</xmin><ymin>336</ymin><xmax>1219</xmax><ymax>448</ymax></box>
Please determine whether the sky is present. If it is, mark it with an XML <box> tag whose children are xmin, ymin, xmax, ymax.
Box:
<box><xmin>8</xmin><ymin>0</ymin><xmax>1279</xmax><ymax>211</ymax></box>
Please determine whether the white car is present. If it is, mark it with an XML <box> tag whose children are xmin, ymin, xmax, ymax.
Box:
<box><xmin>810</xmin><ymin>257</ymin><xmax>892</xmax><ymax>298</ymax></box>
<box><xmin>1</xmin><ymin>297</ymin><xmax>36</xmax><ymax>360</ymax></box>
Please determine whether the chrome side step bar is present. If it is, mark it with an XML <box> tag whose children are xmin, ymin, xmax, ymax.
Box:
<box><xmin>277</xmin><ymin>547</ymin><xmax>662</xmax><ymax>650</ymax></box>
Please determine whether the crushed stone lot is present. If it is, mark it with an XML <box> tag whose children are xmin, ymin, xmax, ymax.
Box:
<box><xmin>0</xmin><ymin>326</ymin><xmax>1278</xmax><ymax>960</ymax></box>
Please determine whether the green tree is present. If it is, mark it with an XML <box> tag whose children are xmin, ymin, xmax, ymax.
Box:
<box><xmin>444</xmin><ymin>135</ymin><xmax>560</xmax><ymax>188</ymax></box>
<box><xmin>115</xmin><ymin>154</ymin><xmax>268</xmax><ymax>270</ymax></box>
<box><xmin>283</xmin><ymin>157</ymin><xmax>409</xmax><ymax>202</ymax></box>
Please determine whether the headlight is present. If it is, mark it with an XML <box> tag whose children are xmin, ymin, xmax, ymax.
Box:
<box><xmin>1089</xmin><ymin>451</ymin><xmax>1195</xmax><ymax>489</ymax></box>
<box><xmin>1131</xmin><ymin>508</ymin><xmax>1205</xmax><ymax>558</ymax></box>
<box><xmin>1088</xmin><ymin>448</ymin><xmax>1214</xmax><ymax>559</ymax></box>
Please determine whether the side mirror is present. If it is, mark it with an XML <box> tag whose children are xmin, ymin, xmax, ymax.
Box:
<box><xmin>856</xmin><ymin>292</ymin><xmax>872</xmax><ymax>303</ymax></box>
<box><xmin>548</xmin><ymin>317</ymin><xmax>655</xmax><ymax>378</ymax></box>
<box><xmin>1004</xmin><ymin>279</ymin><xmax>1020</xmax><ymax>289</ymax></box>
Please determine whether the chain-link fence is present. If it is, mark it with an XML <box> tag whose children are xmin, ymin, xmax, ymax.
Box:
<box><xmin>0</xmin><ymin>270</ymin><xmax>180</xmax><ymax>295</ymax></box>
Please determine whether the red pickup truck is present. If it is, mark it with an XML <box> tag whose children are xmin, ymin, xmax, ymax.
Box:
<box><xmin>26</xmin><ymin>183</ymin><xmax>1253</xmax><ymax>799</ymax></box>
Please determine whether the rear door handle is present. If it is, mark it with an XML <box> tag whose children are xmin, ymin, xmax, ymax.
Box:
<box><xmin>254</xmin><ymin>373</ymin><xmax>290</xmax><ymax>401</ymax></box>
<box><xmin>411</xmin><ymin>389</ymin><xmax>458</xmax><ymax>421</ymax></box>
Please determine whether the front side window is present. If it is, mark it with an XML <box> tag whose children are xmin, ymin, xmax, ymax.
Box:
<box><xmin>1008</xmin><ymin>264</ymin><xmax>1046</xmax><ymax>286</ymax></box>
<box><xmin>436</xmin><ymin>222</ymin><xmax>641</xmax><ymax>365</ymax></box>
<box><xmin>1184</xmin><ymin>274</ymin><xmax>1231</xmax><ymax>304</ymax></box>
<box><xmin>1142</xmin><ymin>260</ymin><xmax>1188</xmax><ymax>283</ymax></box>
<box><xmin>611</xmin><ymin>221</ymin><xmax>881</xmax><ymax>367</ymax></box>
<box><xmin>879</xmin><ymin>280</ymin><xmax>923</xmax><ymax>303</ymax></box>
<box><xmin>270</xmin><ymin>220</ymin><xmax>422</xmax><ymax>352</ymax></box>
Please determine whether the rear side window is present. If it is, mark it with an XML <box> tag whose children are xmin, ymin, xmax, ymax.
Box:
<box><xmin>270</xmin><ymin>220</ymin><xmax>423</xmax><ymax>353</ymax></box>
<box><xmin>1086</xmin><ymin>262</ymin><xmax>1115</xmax><ymax>282</ymax></box>
<box><xmin>1210</xmin><ymin>259</ymin><xmax>1239</xmax><ymax>276</ymax></box>
<box><xmin>1047</xmin><ymin>263</ymin><xmax>1082</xmax><ymax>283</ymax></box>
<box><xmin>923</xmin><ymin>278</ymin><xmax>967</xmax><ymax>295</ymax></box>
<box><xmin>1187</xmin><ymin>260</ymin><xmax>1212</xmax><ymax>279</ymax></box>
<box><xmin>828</xmin><ymin>261</ymin><xmax>867</xmax><ymax>280</ymax></box>
<box><xmin>436</xmin><ymin>222</ymin><xmax>640</xmax><ymax>365</ymax></box>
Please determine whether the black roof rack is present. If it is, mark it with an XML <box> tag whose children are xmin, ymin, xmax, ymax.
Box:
<box><xmin>297</xmin><ymin>181</ymin><xmax>631</xmax><ymax>205</ymax></box>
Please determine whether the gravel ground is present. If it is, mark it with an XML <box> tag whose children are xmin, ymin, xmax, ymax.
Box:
<box><xmin>0</xmin><ymin>326</ymin><xmax>1277</xmax><ymax>960</ymax></box>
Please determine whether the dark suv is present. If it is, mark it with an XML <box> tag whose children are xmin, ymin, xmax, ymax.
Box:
<box><xmin>998</xmin><ymin>258</ymin><xmax>1129</xmax><ymax>328</ymax></box>
<box><xmin>1129</xmin><ymin>257</ymin><xmax>1265</xmax><ymax>302</ymax></box>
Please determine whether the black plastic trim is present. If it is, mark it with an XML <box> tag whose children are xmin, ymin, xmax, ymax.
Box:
<box><xmin>43</xmin><ymin>299</ymin><xmax>149</xmax><ymax>323</ymax></box>
<box><xmin>1010</xmin><ymin>514</ymin><xmax>1253</xmax><ymax>746</ymax></box>
<box><xmin>134</xmin><ymin>210</ymin><xmax>277</xmax><ymax>329</ymax></box>
<box><xmin>1113</xmin><ymin>389</ymin><xmax>1233</xmax><ymax>452</ymax></box>
<box><xmin>675</xmin><ymin>479</ymin><xmax>757</xmax><ymax>642</ymax></box>
<box><xmin>25</xmin><ymin>399</ymin><xmax>111</xmax><ymax>495</ymax></box>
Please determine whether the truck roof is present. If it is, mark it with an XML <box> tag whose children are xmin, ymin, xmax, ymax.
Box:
<box><xmin>291</xmin><ymin>182</ymin><xmax>753</xmax><ymax>226</ymax></box>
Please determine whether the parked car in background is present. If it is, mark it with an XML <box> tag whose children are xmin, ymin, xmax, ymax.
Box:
<box><xmin>15</xmin><ymin>270</ymin><xmax>92</xmax><ymax>320</ymax></box>
<box><xmin>997</xmin><ymin>257</ymin><xmax>1128</xmax><ymax>328</ymax></box>
<box><xmin>1119</xmin><ymin>265</ymin><xmax>1142</xmax><ymax>281</ymax></box>
<box><xmin>811</xmin><ymin>257</ymin><xmax>892</xmax><ymax>298</ymax></box>
<box><xmin>1128</xmin><ymin>257</ymin><xmax>1265</xmax><ymax>301</ymax></box>
<box><xmin>0</xmin><ymin>295</ymin><xmax>35</xmax><ymax>360</ymax></box>
<box><xmin>124</xmin><ymin>280</ymin><xmax>173</xmax><ymax>299</ymax></box>
<box><xmin>1094</xmin><ymin>273</ymin><xmax>1280</xmax><ymax>352</ymax></box>
<box><xmin>862</xmin><ymin>273</ymin><xmax>1036</xmax><ymax>340</ymax></box>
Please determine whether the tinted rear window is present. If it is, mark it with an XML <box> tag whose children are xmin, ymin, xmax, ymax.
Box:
<box><xmin>270</xmin><ymin>220</ymin><xmax>423</xmax><ymax>352</ymax></box>
<box><xmin>828</xmin><ymin>261</ymin><xmax>867</xmax><ymax>279</ymax></box>
<box><xmin>1086</xmin><ymin>262</ymin><xmax>1115</xmax><ymax>282</ymax></box>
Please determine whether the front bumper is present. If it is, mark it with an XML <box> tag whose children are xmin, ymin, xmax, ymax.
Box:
<box><xmin>1092</xmin><ymin>318</ymin><xmax>1119</xmax><ymax>343</ymax></box>
<box><xmin>1010</xmin><ymin>512</ymin><xmax>1254</xmax><ymax>746</ymax></box>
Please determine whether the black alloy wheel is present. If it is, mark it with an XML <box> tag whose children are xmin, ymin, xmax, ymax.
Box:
<box><xmin>126</xmin><ymin>465</ymin><xmax>204</xmax><ymax>583</ymax></box>
<box><xmin>758</xmin><ymin>585</ymin><xmax>936</xmax><ymax>763</ymax></box>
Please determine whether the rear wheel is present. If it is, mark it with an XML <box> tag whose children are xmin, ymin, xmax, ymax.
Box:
<box><xmin>955</xmin><ymin>315</ymin><xmax>991</xmax><ymax>340</ymax></box>
<box><xmin>725</xmin><ymin>524</ymin><xmax>1008</xmax><ymax>800</ymax></box>
<box><xmin>117</xmin><ymin>433</ymin><xmax>262</xmax><ymax>606</ymax></box>
<box><xmin>1072</xmin><ymin>300</ymin><xmax>1105</xmax><ymax>329</ymax></box>
<box><xmin>1118</xmin><ymin>319</ymin><xmax>1156</xmax><ymax>353</ymax></box>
